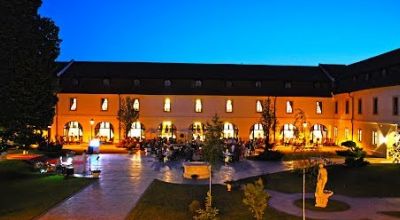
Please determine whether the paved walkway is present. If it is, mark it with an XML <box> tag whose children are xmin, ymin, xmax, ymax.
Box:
<box><xmin>38</xmin><ymin>152</ymin><xmax>400</xmax><ymax>220</ymax></box>
<box><xmin>269</xmin><ymin>190</ymin><xmax>400</xmax><ymax>220</ymax></box>
<box><xmin>38</xmin><ymin>152</ymin><xmax>290</xmax><ymax>220</ymax></box>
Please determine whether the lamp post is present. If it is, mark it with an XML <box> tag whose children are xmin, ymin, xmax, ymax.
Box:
<box><xmin>90</xmin><ymin>118</ymin><xmax>95</xmax><ymax>141</ymax></box>
<box><xmin>47</xmin><ymin>125</ymin><xmax>52</xmax><ymax>146</ymax></box>
<box><xmin>301</xmin><ymin>122</ymin><xmax>307</xmax><ymax>220</ymax></box>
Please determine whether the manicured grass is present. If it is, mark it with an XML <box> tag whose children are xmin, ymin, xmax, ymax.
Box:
<box><xmin>0</xmin><ymin>160</ymin><xmax>95</xmax><ymax>220</ymax></box>
<box><xmin>240</xmin><ymin>164</ymin><xmax>400</xmax><ymax>197</ymax></box>
<box><xmin>293</xmin><ymin>198</ymin><xmax>350</xmax><ymax>212</ymax></box>
<box><xmin>127</xmin><ymin>180</ymin><xmax>302</xmax><ymax>220</ymax></box>
<box><xmin>378</xmin><ymin>211</ymin><xmax>400</xmax><ymax>218</ymax></box>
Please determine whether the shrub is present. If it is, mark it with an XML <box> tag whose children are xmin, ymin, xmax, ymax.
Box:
<box><xmin>194</xmin><ymin>191</ymin><xmax>219</xmax><ymax>220</ymax></box>
<box><xmin>336</xmin><ymin>141</ymin><xmax>369</xmax><ymax>167</ymax></box>
<box><xmin>188</xmin><ymin>200</ymin><xmax>201</xmax><ymax>214</ymax></box>
<box><xmin>253</xmin><ymin>149</ymin><xmax>284</xmax><ymax>161</ymax></box>
<box><xmin>37</xmin><ymin>142</ymin><xmax>63</xmax><ymax>157</ymax></box>
<box><xmin>242</xmin><ymin>178</ymin><xmax>270</xmax><ymax>220</ymax></box>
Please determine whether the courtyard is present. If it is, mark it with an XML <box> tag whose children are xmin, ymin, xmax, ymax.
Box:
<box><xmin>1</xmin><ymin>152</ymin><xmax>394</xmax><ymax>220</ymax></box>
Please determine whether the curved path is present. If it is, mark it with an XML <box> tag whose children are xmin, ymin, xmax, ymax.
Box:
<box><xmin>38</xmin><ymin>153</ymin><xmax>399</xmax><ymax>220</ymax></box>
<box><xmin>38</xmin><ymin>153</ymin><xmax>290</xmax><ymax>220</ymax></box>
<box><xmin>269</xmin><ymin>190</ymin><xmax>400</xmax><ymax>220</ymax></box>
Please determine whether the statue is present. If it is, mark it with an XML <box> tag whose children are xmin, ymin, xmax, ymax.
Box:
<box><xmin>315</xmin><ymin>163</ymin><xmax>333</xmax><ymax>208</ymax></box>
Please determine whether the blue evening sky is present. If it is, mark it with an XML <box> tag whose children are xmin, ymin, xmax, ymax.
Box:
<box><xmin>40</xmin><ymin>0</ymin><xmax>400</xmax><ymax>65</ymax></box>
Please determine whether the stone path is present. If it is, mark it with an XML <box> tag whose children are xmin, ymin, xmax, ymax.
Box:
<box><xmin>38</xmin><ymin>153</ymin><xmax>400</xmax><ymax>220</ymax></box>
<box><xmin>38</xmin><ymin>153</ymin><xmax>290</xmax><ymax>220</ymax></box>
<box><xmin>269</xmin><ymin>190</ymin><xmax>400</xmax><ymax>220</ymax></box>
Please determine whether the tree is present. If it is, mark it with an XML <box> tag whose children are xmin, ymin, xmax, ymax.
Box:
<box><xmin>243</xmin><ymin>178</ymin><xmax>270</xmax><ymax>220</ymax></box>
<box><xmin>293</xmin><ymin>108</ymin><xmax>307</xmax><ymax>144</ymax></box>
<box><xmin>203</xmin><ymin>114</ymin><xmax>224</xmax><ymax>165</ymax></box>
<box><xmin>0</xmin><ymin>0</ymin><xmax>61</xmax><ymax>147</ymax></box>
<box><xmin>117</xmin><ymin>97</ymin><xmax>139</xmax><ymax>139</ymax></box>
<box><xmin>259</xmin><ymin>98</ymin><xmax>277</xmax><ymax>149</ymax></box>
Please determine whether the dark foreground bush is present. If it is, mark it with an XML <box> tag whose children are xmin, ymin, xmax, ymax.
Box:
<box><xmin>336</xmin><ymin>141</ymin><xmax>369</xmax><ymax>167</ymax></box>
<box><xmin>251</xmin><ymin>150</ymin><xmax>284</xmax><ymax>161</ymax></box>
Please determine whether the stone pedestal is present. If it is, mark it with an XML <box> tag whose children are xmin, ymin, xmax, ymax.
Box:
<box><xmin>315</xmin><ymin>190</ymin><xmax>334</xmax><ymax>208</ymax></box>
<box><xmin>183</xmin><ymin>162</ymin><xmax>210</xmax><ymax>179</ymax></box>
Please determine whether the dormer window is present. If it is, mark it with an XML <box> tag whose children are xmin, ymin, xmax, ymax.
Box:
<box><xmin>381</xmin><ymin>69</ymin><xmax>387</xmax><ymax>77</ymax></box>
<box><xmin>164</xmin><ymin>80</ymin><xmax>172</xmax><ymax>87</ymax></box>
<box><xmin>133</xmin><ymin>79</ymin><xmax>141</xmax><ymax>87</ymax></box>
<box><xmin>72</xmin><ymin>78</ymin><xmax>79</xmax><ymax>86</ymax></box>
<box><xmin>255</xmin><ymin>81</ymin><xmax>262</xmax><ymax>88</ymax></box>
<box><xmin>313</xmin><ymin>82</ymin><xmax>321</xmax><ymax>88</ymax></box>
<box><xmin>352</xmin><ymin>75</ymin><xmax>357</xmax><ymax>81</ymax></box>
<box><xmin>365</xmin><ymin>73</ymin><xmax>370</xmax><ymax>81</ymax></box>
<box><xmin>226</xmin><ymin>81</ymin><xmax>233</xmax><ymax>88</ymax></box>
<box><xmin>103</xmin><ymin>78</ymin><xmax>110</xmax><ymax>86</ymax></box>
<box><xmin>194</xmin><ymin>80</ymin><xmax>202</xmax><ymax>88</ymax></box>
<box><xmin>284</xmin><ymin>81</ymin><xmax>292</xmax><ymax>89</ymax></box>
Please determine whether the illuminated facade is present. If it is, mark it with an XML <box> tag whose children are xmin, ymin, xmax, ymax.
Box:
<box><xmin>51</xmin><ymin>49</ymin><xmax>400</xmax><ymax>157</ymax></box>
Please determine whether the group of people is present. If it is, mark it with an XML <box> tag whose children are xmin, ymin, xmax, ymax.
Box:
<box><xmin>119</xmin><ymin>136</ymin><xmax>262</xmax><ymax>164</ymax></box>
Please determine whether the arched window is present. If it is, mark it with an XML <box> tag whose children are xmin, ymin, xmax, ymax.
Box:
<box><xmin>256</xmin><ymin>100</ymin><xmax>263</xmax><ymax>112</ymax></box>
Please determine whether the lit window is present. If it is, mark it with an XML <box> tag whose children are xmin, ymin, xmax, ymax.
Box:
<box><xmin>223</xmin><ymin>122</ymin><xmax>235</xmax><ymax>138</ymax></box>
<box><xmin>284</xmin><ymin>81</ymin><xmax>292</xmax><ymax>89</ymax></box>
<box><xmin>133</xmin><ymin>79</ymin><xmax>140</xmax><ymax>87</ymax></box>
<box><xmin>286</xmin><ymin>101</ymin><xmax>293</xmax><ymax>114</ymax></box>
<box><xmin>373</xmin><ymin>97</ymin><xmax>378</xmax><ymax>115</ymax></box>
<box><xmin>195</xmin><ymin>99</ymin><xmax>202</xmax><ymax>113</ymax></box>
<box><xmin>358</xmin><ymin>129</ymin><xmax>362</xmax><ymax>142</ymax></box>
<box><xmin>226</xmin><ymin>100</ymin><xmax>233</xmax><ymax>113</ymax></box>
<box><xmin>256</xmin><ymin>100</ymin><xmax>263</xmax><ymax>113</ymax></box>
<box><xmin>316</xmin><ymin>101</ymin><xmax>323</xmax><ymax>114</ymax></box>
<box><xmin>164</xmin><ymin>80</ymin><xmax>172</xmax><ymax>87</ymax></box>
<box><xmin>101</xmin><ymin>98</ymin><xmax>108</xmax><ymax>111</ymax></box>
<box><xmin>372</xmin><ymin>131</ymin><xmax>378</xmax><ymax>145</ymax></box>
<box><xmin>70</xmin><ymin>98</ymin><xmax>77</xmax><ymax>111</ymax></box>
<box><xmin>255</xmin><ymin>81</ymin><xmax>262</xmax><ymax>88</ymax></box>
<box><xmin>226</xmin><ymin>81</ymin><xmax>233</xmax><ymax>88</ymax></box>
<box><xmin>133</xmin><ymin>99</ymin><xmax>140</xmax><ymax>111</ymax></box>
<box><xmin>194</xmin><ymin>80</ymin><xmax>202</xmax><ymax>88</ymax></box>
<box><xmin>344</xmin><ymin>128</ymin><xmax>349</xmax><ymax>140</ymax></box>
<box><xmin>164</xmin><ymin>98</ymin><xmax>171</xmax><ymax>112</ymax></box>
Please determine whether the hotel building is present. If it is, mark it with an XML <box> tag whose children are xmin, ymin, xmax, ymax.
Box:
<box><xmin>51</xmin><ymin>49</ymin><xmax>400</xmax><ymax>157</ymax></box>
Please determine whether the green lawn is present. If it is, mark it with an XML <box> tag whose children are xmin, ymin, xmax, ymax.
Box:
<box><xmin>240</xmin><ymin>164</ymin><xmax>400</xmax><ymax>197</ymax></box>
<box><xmin>0</xmin><ymin>160</ymin><xmax>95</xmax><ymax>220</ymax></box>
<box><xmin>127</xmin><ymin>180</ymin><xmax>303</xmax><ymax>220</ymax></box>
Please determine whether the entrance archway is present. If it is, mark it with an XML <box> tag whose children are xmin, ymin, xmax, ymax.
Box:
<box><xmin>63</xmin><ymin>121</ymin><xmax>83</xmax><ymax>143</ymax></box>
<box><xmin>223</xmin><ymin>122</ymin><xmax>238</xmax><ymax>139</ymax></box>
<box><xmin>250</xmin><ymin>123</ymin><xmax>264</xmax><ymax>140</ymax></box>
<box><xmin>281</xmin><ymin>123</ymin><xmax>297</xmax><ymax>144</ymax></box>
<box><xmin>158</xmin><ymin>121</ymin><xmax>177</xmax><ymax>139</ymax></box>
<box><xmin>95</xmin><ymin>122</ymin><xmax>114</xmax><ymax>143</ymax></box>
<box><xmin>190</xmin><ymin>122</ymin><xmax>205</xmax><ymax>141</ymax></box>
<box><xmin>128</xmin><ymin>121</ymin><xmax>145</xmax><ymax>139</ymax></box>
<box><xmin>310</xmin><ymin>124</ymin><xmax>328</xmax><ymax>144</ymax></box>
